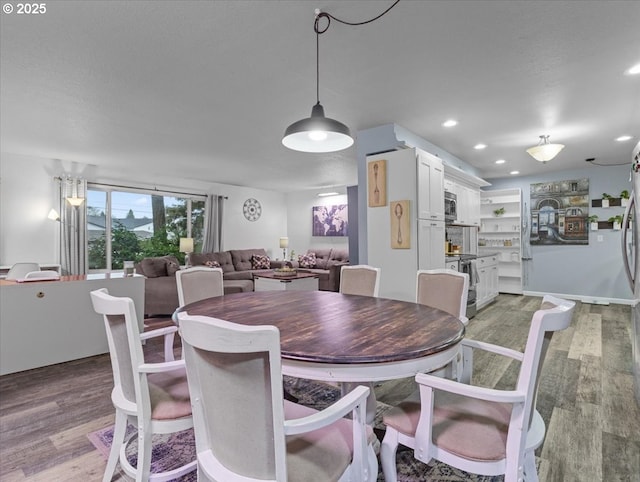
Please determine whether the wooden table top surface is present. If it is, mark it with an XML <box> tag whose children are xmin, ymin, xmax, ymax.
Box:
<box><xmin>179</xmin><ymin>291</ymin><xmax>465</xmax><ymax>364</ymax></box>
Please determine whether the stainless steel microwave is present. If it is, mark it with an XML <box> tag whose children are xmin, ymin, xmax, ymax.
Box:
<box><xmin>444</xmin><ymin>191</ymin><xmax>457</xmax><ymax>223</ymax></box>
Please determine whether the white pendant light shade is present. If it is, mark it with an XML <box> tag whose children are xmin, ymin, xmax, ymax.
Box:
<box><xmin>526</xmin><ymin>135</ymin><xmax>565</xmax><ymax>163</ymax></box>
<box><xmin>282</xmin><ymin>102</ymin><xmax>353</xmax><ymax>152</ymax></box>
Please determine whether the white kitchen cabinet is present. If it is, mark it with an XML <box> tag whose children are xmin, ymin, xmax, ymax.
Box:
<box><xmin>443</xmin><ymin>164</ymin><xmax>488</xmax><ymax>227</ymax></box>
<box><xmin>418</xmin><ymin>220</ymin><xmax>446</xmax><ymax>270</ymax></box>
<box><xmin>417</xmin><ymin>151</ymin><xmax>444</xmax><ymax>221</ymax></box>
<box><xmin>479</xmin><ymin>188</ymin><xmax>523</xmax><ymax>294</ymax></box>
<box><xmin>476</xmin><ymin>254</ymin><xmax>499</xmax><ymax>309</ymax></box>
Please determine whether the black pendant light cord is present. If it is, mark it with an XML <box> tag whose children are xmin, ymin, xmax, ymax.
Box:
<box><xmin>312</xmin><ymin>0</ymin><xmax>401</xmax><ymax>105</ymax></box>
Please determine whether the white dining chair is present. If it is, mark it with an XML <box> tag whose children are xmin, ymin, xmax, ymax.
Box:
<box><xmin>416</xmin><ymin>269</ymin><xmax>469</xmax><ymax>325</ymax></box>
<box><xmin>177</xmin><ymin>311</ymin><xmax>379</xmax><ymax>482</ymax></box>
<box><xmin>340</xmin><ymin>265</ymin><xmax>381</xmax><ymax>297</ymax></box>
<box><xmin>176</xmin><ymin>266</ymin><xmax>224</xmax><ymax>307</ymax></box>
<box><xmin>381</xmin><ymin>295</ymin><xmax>576</xmax><ymax>482</ymax></box>
<box><xmin>90</xmin><ymin>288</ymin><xmax>195</xmax><ymax>482</ymax></box>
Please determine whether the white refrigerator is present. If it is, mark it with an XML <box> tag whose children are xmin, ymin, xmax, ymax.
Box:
<box><xmin>621</xmin><ymin>140</ymin><xmax>640</xmax><ymax>402</ymax></box>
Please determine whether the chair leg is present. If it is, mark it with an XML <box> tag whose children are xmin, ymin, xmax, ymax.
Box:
<box><xmin>103</xmin><ymin>410</ymin><xmax>127</xmax><ymax>482</ymax></box>
<box><xmin>523</xmin><ymin>450</ymin><xmax>539</xmax><ymax>482</ymax></box>
<box><xmin>135</xmin><ymin>424</ymin><xmax>153</xmax><ymax>482</ymax></box>
<box><xmin>164</xmin><ymin>332</ymin><xmax>176</xmax><ymax>361</ymax></box>
<box><xmin>380</xmin><ymin>427</ymin><xmax>400</xmax><ymax>482</ymax></box>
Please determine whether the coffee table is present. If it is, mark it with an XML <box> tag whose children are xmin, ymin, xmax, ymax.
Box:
<box><xmin>253</xmin><ymin>271</ymin><xmax>319</xmax><ymax>291</ymax></box>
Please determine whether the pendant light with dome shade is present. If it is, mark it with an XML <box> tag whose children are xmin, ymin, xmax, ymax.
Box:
<box><xmin>526</xmin><ymin>135</ymin><xmax>565</xmax><ymax>163</ymax></box>
<box><xmin>282</xmin><ymin>1</ymin><xmax>401</xmax><ymax>153</ymax></box>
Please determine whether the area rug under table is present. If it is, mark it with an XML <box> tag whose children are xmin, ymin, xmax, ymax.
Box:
<box><xmin>88</xmin><ymin>377</ymin><xmax>503</xmax><ymax>482</ymax></box>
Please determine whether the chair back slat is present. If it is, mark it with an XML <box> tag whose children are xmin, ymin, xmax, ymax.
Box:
<box><xmin>176</xmin><ymin>267</ymin><xmax>224</xmax><ymax>306</ymax></box>
<box><xmin>340</xmin><ymin>265</ymin><xmax>381</xmax><ymax>297</ymax></box>
<box><xmin>179</xmin><ymin>314</ymin><xmax>287</xmax><ymax>480</ymax></box>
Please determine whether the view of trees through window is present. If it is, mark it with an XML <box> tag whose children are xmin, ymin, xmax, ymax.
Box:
<box><xmin>87</xmin><ymin>188</ymin><xmax>205</xmax><ymax>270</ymax></box>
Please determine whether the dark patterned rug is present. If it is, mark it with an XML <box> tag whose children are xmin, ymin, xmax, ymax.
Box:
<box><xmin>88</xmin><ymin>377</ymin><xmax>503</xmax><ymax>481</ymax></box>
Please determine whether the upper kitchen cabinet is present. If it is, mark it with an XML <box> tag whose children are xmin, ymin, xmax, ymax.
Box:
<box><xmin>444</xmin><ymin>164</ymin><xmax>490</xmax><ymax>227</ymax></box>
<box><xmin>417</xmin><ymin>151</ymin><xmax>444</xmax><ymax>221</ymax></box>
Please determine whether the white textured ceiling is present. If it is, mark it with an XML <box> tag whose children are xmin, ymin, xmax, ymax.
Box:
<box><xmin>1</xmin><ymin>0</ymin><xmax>639</xmax><ymax>192</ymax></box>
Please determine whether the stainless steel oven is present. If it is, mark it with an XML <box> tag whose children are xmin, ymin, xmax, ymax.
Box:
<box><xmin>459</xmin><ymin>255</ymin><xmax>477</xmax><ymax>319</ymax></box>
<box><xmin>444</xmin><ymin>191</ymin><xmax>457</xmax><ymax>223</ymax></box>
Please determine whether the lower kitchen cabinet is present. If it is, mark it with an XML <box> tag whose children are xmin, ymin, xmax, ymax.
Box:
<box><xmin>476</xmin><ymin>254</ymin><xmax>499</xmax><ymax>310</ymax></box>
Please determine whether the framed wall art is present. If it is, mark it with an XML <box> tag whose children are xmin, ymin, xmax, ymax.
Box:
<box><xmin>529</xmin><ymin>178</ymin><xmax>589</xmax><ymax>245</ymax></box>
<box><xmin>312</xmin><ymin>204</ymin><xmax>348</xmax><ymax>237</ymax></box>
<box><xmin>368</xmin><ymin>159</ymin><xmax>387</xmax><ymax>207</ymax></box>
<box><xmin>390</xmin><ymin>200</ymin><xmax>410</xmax><ymax>249</ymax></box>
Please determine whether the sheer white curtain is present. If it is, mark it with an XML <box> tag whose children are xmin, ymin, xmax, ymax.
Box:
<box><xmin>201</xmin><ymin>195</ymin><xmax>225</xmax><ymax>253</ymax></box>
<box><xmin>58</xmin><ymin>177</ymin><xmax>87</xmax><ymax>275</ymax></box>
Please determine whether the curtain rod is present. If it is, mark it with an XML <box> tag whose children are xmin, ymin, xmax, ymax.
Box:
<box><xmin>54</xmin><ymin>177</ymin><xmax>228</xmax><ymax>199</ymax></box>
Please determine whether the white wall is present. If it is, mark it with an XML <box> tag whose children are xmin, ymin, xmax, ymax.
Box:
<box><xmin>285</xmin><ymin>189</ymin><xmax>349</xmax><ymax>260</ymax></box>
<box><xmin>486</xmin><ymin>164</ymin><xmax>633</xmax><ymax>302</ymax></box>
<box><xmin>0</xmin><ymin>152</ymin><xmax>288</xmax><ymax>266</ymax></box>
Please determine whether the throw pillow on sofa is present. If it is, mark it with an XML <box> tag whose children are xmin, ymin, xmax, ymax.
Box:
<box><xmin>204</xmin><ymin>260</ymin><xmax>221</xmax><ymax>268</ymax></box>
<box><xmin>251</xmin><ymin>254</ymin><xmax>271</xmax><ymax>270</ymax></box>
<box><xmin>298</xmin><ymin>253</ymin><xmax>317</xmax><ymax>268</ymax></box>
<box><xmin>166</xmin><ymin>260</ymin><xmax>180</xmax><ymax>276</ymax></box>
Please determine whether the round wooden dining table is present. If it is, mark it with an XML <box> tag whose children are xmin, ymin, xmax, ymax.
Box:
<box><xmin>177</xmin><ymin>290</ymin><xmax>465</xmax><ymax>384</ymax></box>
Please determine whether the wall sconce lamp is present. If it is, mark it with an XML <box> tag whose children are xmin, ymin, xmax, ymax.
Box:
<box><xmin>279</xmin><ymin>237</ymin><xmax>289</xmax><ymax>260</ymax></box>
<box><xmin>48</xmin><ymin>209</ymin><xmax>61</xmax><ymax>221</ymax></box>
<box><xmin>66</xmin><ymin>196</ymin><xmax>85</xmax><ymax>207</ymax></box>
<box><xmin>180</xmin><ymin>237</ymin><xmax>194</xmax><ymax>266</ymax></box>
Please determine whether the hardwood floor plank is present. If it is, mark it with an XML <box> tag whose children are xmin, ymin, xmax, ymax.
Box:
<box><xmin>601</xmin><ymin>431</ymin><xmax>640</xmax><ymax>482</ymax></box>
<box><xmin>576</xmin><ymin>354</ymin><xmax>602</xmax><ymax>405</ymax></box>
<box><xmin>601</xmin><ymin>371</ymin><xmax>640</xmax><ymax>442</ymax></box>
<box><xmin>569</xmin><ymin>312</ymin><xmax>602</xmax><ymax>359</ymax></box>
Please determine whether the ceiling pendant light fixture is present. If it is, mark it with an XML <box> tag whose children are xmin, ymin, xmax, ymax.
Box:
<box><xmin>526</xmin><ymin>135</ymin><xmax>565</xmax><ymax>163</ymax></box>
<box><xmin>282</xmin><ymin>1</ymin><xmax>400</xmax><ymax>153</ymax></box>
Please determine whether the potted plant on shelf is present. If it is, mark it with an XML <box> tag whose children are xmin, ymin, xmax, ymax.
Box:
<box><xmin>588</xmin><ymin>215</ymin><xmax>599</xmax><ymax>231</ymax></box>
<box><xmin>601</xmin><ymin>193</ymin><xmax>612</xmax><ymax>208</ymax></box>
<box><xmin>493</xmin><ymin>207</ymin><xmax>505</xmax><ymax>217</ymax></box>
<box><xmin>609</xmin><ymin>214</ymin><xmax>623</xmax><ymax>230</ymax></box>
<box><xmin>620</xmin><ymin>189</ymin><xmax>630</xmax><ymax>207</ymax></box>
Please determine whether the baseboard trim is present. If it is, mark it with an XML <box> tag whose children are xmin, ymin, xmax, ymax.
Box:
<box><xmin>523</xmin><ymin>290</ymin><xmax>636</xmax><ymax>306</ymax></box>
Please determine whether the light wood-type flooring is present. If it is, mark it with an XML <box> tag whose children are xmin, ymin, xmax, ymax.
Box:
<box><xmin>1</xmin><ymin>294</ymin><xmax>638</xmax><ymax>481</ymax></box>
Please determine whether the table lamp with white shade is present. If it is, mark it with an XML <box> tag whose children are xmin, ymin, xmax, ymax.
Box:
<box><xmin>279</xmin><ymin>237</ymin><xmax>289</xmax><ymax>261</ymax></box>
<box><xmin>180</xmin><ymin>237</ymin><xmax>194</xmax><ymax>267</ymax></box>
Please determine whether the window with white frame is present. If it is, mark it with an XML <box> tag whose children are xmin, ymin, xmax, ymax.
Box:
<box><xmin>87</xmin><ymin>185</ymin><xmax>205</xmax><ymax>271</ymax></box>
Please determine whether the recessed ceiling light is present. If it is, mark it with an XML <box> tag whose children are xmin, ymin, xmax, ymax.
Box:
<box><xmin>442</xmin><ymin>119</ymin><xmax>458</xmax><ymax>128</ymax></box>
<box><xmin>495</xmin><ymin>159</ymin><xmax>506</xmax><ymax>164</ymax></box>
<box><xmin>510</xmin><ymin>170</ymin><xmax>519</xmax><ymax>175</ymax></box>
<box><xmin>474</xmin><ymin>143</ymin><xmax>487</xmax><ymax>150</ymax></box>
<box><xmin>616</xmin><ymin>135</ymin><xmax>633</xmax><ymax>142</ymax></box>
<box><xmin>626</xmin><ymin>63</ymin><xmax>640</xmax><ymax>75</ymax></box>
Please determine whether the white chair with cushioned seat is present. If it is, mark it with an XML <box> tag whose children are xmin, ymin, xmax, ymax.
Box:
<box><xmin>6</xmin><ymin>262</ymin><xmax>40</xmax><ymax>280</ymax></box>
<box><xmin>90</xmin><ymin>288</ymin><xmax>196</xmax><ymax>482</ymax></box>
<box><xmin>340</xmin><ymin>265</ymin><xmax>381</xmax><ymax>297</ymax></box>
<box><xmin>177</xmin><ymin>311</ymin><xmax>379</xmax><ymax>482</ymax></box>
<box><xmin>416</xmin><ymin>269</ymin><xmax>469</xmax><ymax>325</ymax></box>
<box><xmin>380</xmin><ymin>295</ymin><xmax>575</xmax><ymax>482</ymax></box>
<box><xmin>176</xmin><ymin>266</ymin><xmax>224</xmax><ymax>307</ymax></box>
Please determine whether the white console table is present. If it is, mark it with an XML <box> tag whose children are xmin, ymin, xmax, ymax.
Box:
<box><xmin>0</xmin><ymin>273</ymin><xmax>145</xmax><ymax>375</ymax></box>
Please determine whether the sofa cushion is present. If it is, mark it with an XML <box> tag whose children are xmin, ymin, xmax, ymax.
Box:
<box><xmin>251</xmin><ymin>254</ymin><xmax>271</xmax><ymax>270</ymax></box>
<box><xmin>298</xmin><ymin>253</ymin><xmax>317</xmax><ymax>268</ymax></box>
<box><xmin>230</xmin><ymin>249</ymin><xmax>268</xmax><ymax>272</ymax></box>
<box><xmin>190</xmin><ymin>251</ymin><xmax>235</xmax><ymax>273</ymax></box>
<box><xmin>139</xmin><ymin>256</ymin><xmax>179</xmax><ymax>278</ymax></box>
<box><xmin>310</xmin><ymin>248</ymin><xmax>332</xmax><ymax>269</ymax></box>
<box><xmin>327</xmin><ymin>248</ymin><xmax>349</xmax><ymax>267</ymax></box>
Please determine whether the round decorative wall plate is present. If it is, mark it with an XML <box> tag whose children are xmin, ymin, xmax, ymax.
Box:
<box><xmin>243</xmin><ymin>198</ymin><xmax>262</xmax><ymax>221</ymax></box>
